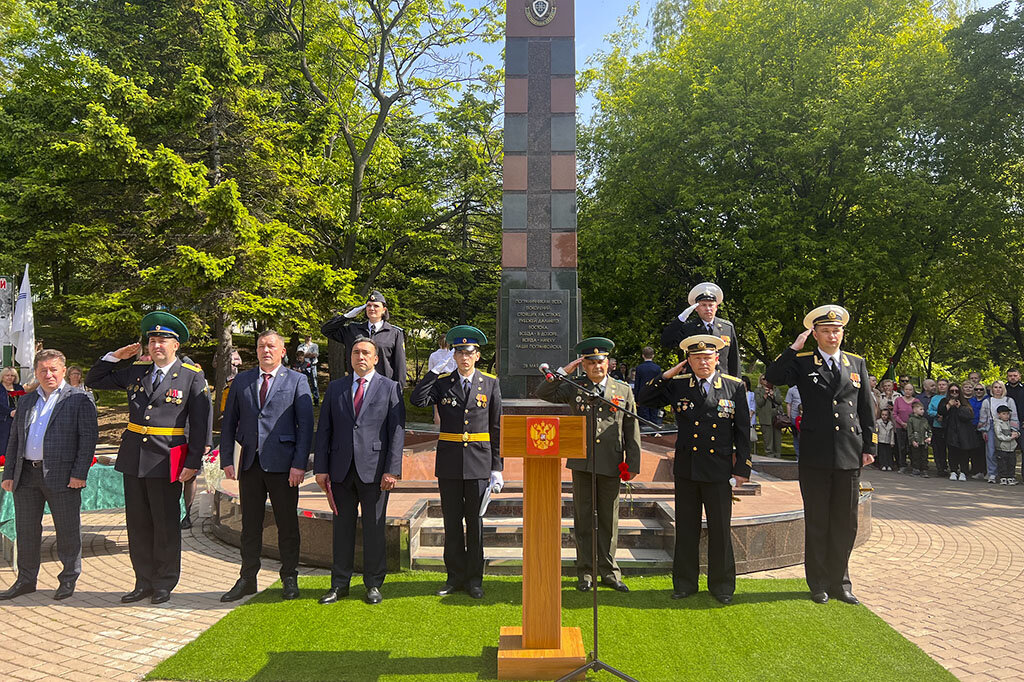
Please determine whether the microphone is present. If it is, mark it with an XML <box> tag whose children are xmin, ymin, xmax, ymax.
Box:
<box><xmin>539</xmin><ymin>363</ymin><xmax>556</xmax><ymax>382</ymax></box>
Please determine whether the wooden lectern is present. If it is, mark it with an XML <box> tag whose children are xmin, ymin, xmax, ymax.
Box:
<box><xmin>496</xmin><ymin>415</ymin><xmax>587</xmax><ymax>680</ymax></box>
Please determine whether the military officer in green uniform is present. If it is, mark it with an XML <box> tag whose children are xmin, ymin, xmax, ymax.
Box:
<box><xmin>765</xmin><ymin>305</ymin><xmax>876</xmax><ymax>605</ymax></box>
<box><xmin>536</xmin><ymin>337</ymin><xmax>641</xmax><ymax>592</ymax></box>
<box><xmin>637</xmin><ymin>334</ymin><xmax>751</xmax><ymax>604</ymax></box>
<box><xmin>85</xmin><ymin>312</ymin><xmax>212</xmax><ymax>604</ymax></box>
<box><xmin>411</xmin><ymin>325</ymin><xmax>502</xmax><ymax>599</ymax></box>
<box><xmin>662</xmin><ymin>282</ymin><xmax>741</xmax><ymax>376</ymax></box>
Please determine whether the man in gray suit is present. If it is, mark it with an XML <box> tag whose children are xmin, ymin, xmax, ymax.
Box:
<box><xmin>314</xmin><ymin>337</ymin><xmax>404</xmax><ymax>605</ymax></box>
<box><xmin>219</xmin><ymin>330</ymin><xmax>315</xmax><ymax>602</ymax></box>
<box><xmin>1</xmin><ymin>349</ymin><xmax>98</xmax><ymax>600</ymax></box>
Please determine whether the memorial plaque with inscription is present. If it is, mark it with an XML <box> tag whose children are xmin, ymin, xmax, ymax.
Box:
<box><xmin>508</xmin><ymin>289</ymin><xmax>569</xmax><ymax>375</ymax></box>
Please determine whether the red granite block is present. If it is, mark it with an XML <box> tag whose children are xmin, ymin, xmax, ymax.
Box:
<box><xmin>503</xmin><ymin>232</ymin><xmax>528</xmax><ymax>268</ymax></box>
<box><xmin>503</xmin><ymin>155</ymin><xmax>528</xmax><ymax>190</ymax></box>
<box><xmin>551</xmin><ymin>154</ymin><xmax>576</xmax><ymax>190</ymax></box>
<box><xmin>506</xmin><ymin>77</ymin><xmax>528</xmax><ymax>113</ymax></box>
<box><xmin>551</xmin><ymin>77</ymin><xmax>575</xmax><ymax>113</ymax></box>
<box><xmin>551</xmin><ymin>232</ymin><xmax>577</xmax><ymax>267</ymax></box>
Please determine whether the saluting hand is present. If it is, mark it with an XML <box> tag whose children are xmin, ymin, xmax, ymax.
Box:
<box><xmin>564</xmin><ymin>357</ymin><xmax>583</xmax><ymax>374</ymax></box>
<box><xmin>790</xmin><ymin>329</ymin><xmax>812</xmax><ymax>351</ymax></box>
<box><xmin>112</xmin><ymin>343</ymin><xmax>142</xmax><ymax>360</ymax></box>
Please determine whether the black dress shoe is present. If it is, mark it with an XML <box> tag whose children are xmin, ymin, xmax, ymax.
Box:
<box><xmin>281</xmin><ymin>576</ymin><xmax>299</xmax><ymax>600</ymax></box>
<box><xmin>436</xmin><ymin>584</ymin><xmax>462</xmax><ymax>596</ymax></box>
<box><xmin>121</xmin><ymin>587</ymin><xmax>154</xmax><ymax>603</ymax></box>
<box><xmin>365</xmin><ymin>586</ymin><xmax>383</xmax><ymax>604</ymax></box>
<box><xmin>576</xmin><ymin>577</ymin><xmax>593</xmax><ymax>592</ymax></box>
<box><xmin>151</xmin><ymin>589</ymin><xmax>171</xmax><ymax>604</ymax></box>
<box><xmin>671</xmin><ymin>590</ymin><xmax>694</xmax><ymax>600</ymax></box>
<box><xmin>221</xmin><ymin>579</ymin><xmax>257</xmax><ymax>602</ymax></box>
<box><xmin>811</xmin><ymin>591</ymin><xmax>829</xmax><ymax>604</ymax></box>
<box><xmin>318</xmin><ymin>586</ymin><xmax>349</xmax><ymax>604</ymax></box>
<box><xmin>0</xmin><ymin>579</ymin><xmax>37</xmax><ymax>600</ymax></box>
<box><xmin>714</xmin><ymin>594</ymin><xmax>733</xmax><ymax>605</ymax></box>
<box><xmin>468</xmin><ymin>586</ymin><xmax>484</xmax><ymax>599</ymax></box>
<box><xmin>53</xmin><ymin>581</ymin><xmax>76</xmax><ymax>601</ymax></box>
<box><xmin>835</xmin><ymin>589</ymin><xmax>860</xmax><ymax>605</ymax></box>
<box><xmin>601</xmin><ymin>577</ymin><xmax>629</xmax><ymax>593</ymax></box>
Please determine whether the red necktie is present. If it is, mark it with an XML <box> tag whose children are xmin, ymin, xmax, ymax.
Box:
<box><xmin>353</xmin><ymin>377</ymin><xmax>366</xmax><ymax>416</ymax></box>
<box><xmin>260</xmin><ymin>373</ymin><xmax>271</xmax><ymax>408</ymax></box>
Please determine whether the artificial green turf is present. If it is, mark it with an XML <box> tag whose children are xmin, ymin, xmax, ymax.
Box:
<box><xmin>147</xmin><ymin>572</ymin><xmax>951</xmax><ymax>682</ymax></box>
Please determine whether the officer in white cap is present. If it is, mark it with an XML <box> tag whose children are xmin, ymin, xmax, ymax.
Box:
<box><xmin>765</xmin><ymin>304</ymin><xmax>876</xmax><ymax>606</ymax></box>
<box><xmin>661</xmin><ymin>282</ymin><xmax>740</xmax><ymax>377</ymax></box>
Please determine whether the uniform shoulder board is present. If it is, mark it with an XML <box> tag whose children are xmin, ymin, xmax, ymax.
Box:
<box><xmin>479</xmin><ymin>370</ymin><xmax>497</xmax><ymax>379</ymax></box>
<box><xmin>721</xmin><ymin>373</ymin><xmax>742</xmax><ymax>383</ymax></box>
<box><xmin>390</xmin><ymin>324</ymin><xmax>405</xmax><ymax>333</ymax></box>
<box><xmin>181</xmin><ymin>362</ymin><xmax>201</xmax><ymax>372</ymax></box>
<box><xmin>133</xmin><ymin>360</ymin><xmax>153</xmax><ymax>366</ymax></box>
<box><xmin>773</xmin><ymin>353</ymin><xmax>782</xmax><ymax>362</ymax></box>
<box><xmin>438</xmin><ymin>372</ymin><xmax>452</xmax><ymax>379</ymax></box>
<box><xmin>795</xmin><ymin>351</ymin><xmax>813</xmax><ymax>357</ymax></box>
<box><xmin>845</xmin><ymin>352</ymin><xmax>864</xmax><ymax>360</ymax></box>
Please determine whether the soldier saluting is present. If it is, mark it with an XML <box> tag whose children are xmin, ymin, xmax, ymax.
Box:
<box><xmin>86</xmin><ymin>312</ymin><xmax>212</xmax><ymax>604</ymax></box>
<box><xmin>662</xmin><ymin>282</ymin><xmax>741</xmax><ymax>377</ymax></box>
<box><xmin>321</xmin><ymin>291</ymin><xmax>407</xmax><ymax>388</ymax></box>
<box><xmin>765</xmin><ymin>304</ymin><xmax>876</xmax><ymax>606</ymax></box>
<box><xmin>411</xmin><ymin>325</ymin><xmax>502</xmax><ymax>599</ymax></box>
<box><xmin>637</xmin><ymin>334</ymin><xmax>750</xmax><ymax>605</ymax></box>
<box><xmin>536</xmin><ymin>337</ymin><xmax>641</xmax><ymax>593</ymax></box>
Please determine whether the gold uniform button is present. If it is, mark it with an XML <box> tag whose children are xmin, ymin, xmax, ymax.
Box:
<box><xmin>693</xmin><ymin>446</ymin><xmax>698</xmax><ymax>452</ymax></box>
<box><xmin>693</xmin><ymin>434</ymin><xmax>698</xmax><ymax>438</ymax></box>
<box><xmin>851</xmin><ymin>426</ymin><xmax>856</xmax><ymax>432</ymax></box>
<box><xmin>145</xmin><ymin>416</ymin><xmax>151</xmax><ymax>421</ymax></box>
<box><xmin>465</xmin><ymin>420</ymin><xmax>469</xmax><ymax>425</ymax></box>
<box><xmin>710</xmin><ymin>436</ymin><xmax>715</xmax><ymax>441</ymax></box>
<box><xmin>712</xmin><ymin>423</ymin><xmax>717</xmax><ymax>429</ymax></box>
<box><xmin>849</xmin><ymin>413</ymin><xmax>855</xmax><ymax>419</ymax></box>
<box><xmin>835</xmin><ymin>426</ymin><xmax>840</xmax><ymax>431</ymax></box>
<box><xmin>142</xmin><ymin>437</ymin><xmax>148</xmax><ymax>443</ymax></box>
<box><xmin>595</xmin><ymin>438</ymin><xmax>601</xmax><ymax>444</ymax></box>
<box><xmin>694</xmin><ymin>421</ymin><xmax>699</xmax><ymax>426</ymax></box>
<box><xmin>147</xmin><ymin>405</ymin><xmax>153</xmax><ymax>410</ymax></box>
<box><xmin>849</xmin><ymin>400</ymin><xmax>854</xmax><ymax>406</ymax></box>
<box><xmin>463</xmin><ymin>443</ymin><xmax>468</xmax><ymax>448</ymax></box>
<box><xmin>465</xmin><ymin>409</ymin><xmax>469</xmax><ymax>414</ymax></box>
<box><xmin>833</xmin><ymin>400</ymin><xmax>838</xmax><ymax>406</ymax></box>
<box><xmin>835</xmin><ymin>413</ymin><xmax>839</xmax><ymax>418</ymax></box>
<box><xmin>710</xmin><ymin>449</ymin><xmax>715</xmax><ymax>454</ymax></box>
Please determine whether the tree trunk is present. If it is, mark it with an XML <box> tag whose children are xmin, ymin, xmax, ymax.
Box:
<box><xmin>888</xmin><ymin>311</ymin><xmax>920</xmax><ymax>374</ymax></box>
<box><xmin>212</xmin><ymin>308</ymin><xmax>233</xmax><ymax>422</ymax></box>
<box><xmin>328</xmin><ymin>338</ymin><xmax>347</xmax><ymax>382</ymax></box>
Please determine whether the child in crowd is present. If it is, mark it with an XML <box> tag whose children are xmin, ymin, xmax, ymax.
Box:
<box><xmin>876</xmin><ymin>408</ymin><xmax>895</xmax><ymax>471</ymax></box>
<box><xmin>994</xmin><ymin>405</ymin><xmax>1020</xmax><ymax>485</ymax></box>
<box><xmin>907</xmin><ymin>401</ymin><xmax>931</xmax><ymax>477</ymax></box>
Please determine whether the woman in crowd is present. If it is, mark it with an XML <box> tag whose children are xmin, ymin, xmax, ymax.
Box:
<box><xmin>892</xmin><ymin>382</ymin><xmax>917</xmax><ymax>473</ymax></box>
<box><xmin>928</xmin><ymin>378</ymin><xmax>950</xmax><ymax>477</ymax></box>
<box><xmin>0</xmin><ymin>367</ymin><xmax>25</xmax><ymax>459</ymax></box>
<box><xmin>876</xmin><ymin>378</ymin><xmax>896</xmax><ymax>418</ymax></box>
<box><xmin>939</xmin><ymin>383</ymin><xmax>977</xmax><ymax>481</ymax></box>
<box><xmin>965</xmin><ymin>382</ymin><xmax>988</xmax><ymax>478</ymax></box>
<box><xmin>979</xmin><ymin>380</ymin><xmax>1019</xmax><ymax>483</ymax></box>
<box><xmin>66</xmin><ymin>365</ymin><xmax>95</xmax><ymax>403</ymax></box>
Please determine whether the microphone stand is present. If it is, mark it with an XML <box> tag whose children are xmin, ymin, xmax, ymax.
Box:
<box><xmin>545</xmin><ymin>370</ymin><xmax>658</xmax><ymax>682</ymax></box>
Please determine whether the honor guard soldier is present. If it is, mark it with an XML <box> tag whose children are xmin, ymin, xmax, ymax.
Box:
<box><xmin>765</xmin><ymin>305</ymin><xmax>876</xmax><ymax>605</ymax></box>
<box><xmin>536</xmin><ymin>337</ymin><xmax>641</xmax><ymax>593</ymax></box>
<box><xmin>85</xmin><ymin>312</ymin><xmax>213</xmax><ymax>604</ymax></box>
<box><xmin>662</xmin><ymin>282</ymin><xmax>741</xmax><ymax>377</ymax></box>
<box><xmin>322</xmin><ymin>290</ymin><xmax>407</xmax><ymax>387</ymax></box>
<box><xmin>411</xmin><ymin>326</ymin><xmax>502</xmax><ymax>599</ymax></box>
<box><xmin>637</xmin><ymin>335</ymin><xmax>751</xmax><ymax>604</ymax></box>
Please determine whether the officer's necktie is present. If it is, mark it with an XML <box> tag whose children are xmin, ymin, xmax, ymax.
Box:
<box><xmin>152</xmin><ymin>369</ymin><xmax>164</xmax><ymax>393</ymax></box>
<box><xmin>700</xmin><ymin>379</ymin><xmax>708</xmax><ymax>399</ymax></box>
<box><xmin>706</xmin><ymin>323</ymin><xmax>713</xmax><ymax>335</ymax></box>
<box><xmin>463</xmin><ymin>378</ymin><xmax>471</xmax><ymax>400</ymax></box>
<box><xmin>353</xmin><ymin>377</ymin><xmax>366</xmax><ymax>416</ymax></box>
<box><xmin>260</xmin><ymin>373</ymin><xmax>271</xmax><ymax>409</ymax></box>
<box><xmin>827</xmin><ymin>358</ymin><xmax>840</xmax><ymax>388</ymax></box>
<box><xmin>368</xmin><ymin>322</ymin><xmax>375</xmax><ymax>337</ymax></box>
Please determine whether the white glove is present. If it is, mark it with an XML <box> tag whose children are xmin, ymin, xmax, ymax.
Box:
<box><xmin>489</xmin><ymin>471</ymin><xmax>504</xmax><ymax>493</ymax></box>
<box><xmin>677</xmin><ymin>303</ymin><xmax>698</xmax><ymax>322</ymax></box>
<box><xmin>430</xmin><ymin>349</ymin><xmax>456</xmax><ymax>375</ymax></box>
<box><xmin>343</xmin><ymin>303</ymin><xmax>367</xmax><ymax>319</ymax></box>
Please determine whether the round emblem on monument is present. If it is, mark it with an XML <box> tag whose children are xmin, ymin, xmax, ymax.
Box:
<box><xmin>526</xmin><ymin>0</ymin><xmax>556</xmax><ymax>26</ymax></box>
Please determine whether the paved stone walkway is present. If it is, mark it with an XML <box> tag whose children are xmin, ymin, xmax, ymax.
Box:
<box><xmin>2</xmin><ymin>473</ymin><xmax>1024</xmax><ymax>680</ymax></box>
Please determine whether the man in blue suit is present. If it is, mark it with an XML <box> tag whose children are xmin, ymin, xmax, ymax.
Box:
<box><xmin>314</xmin><ymin>337</ymin><xmax>404</xmax><ymax>605</ymax></box>
<box><xmin>219</xmin><ymin>330</ymin><xmax>314</xmax><ymax>602</ymax></box>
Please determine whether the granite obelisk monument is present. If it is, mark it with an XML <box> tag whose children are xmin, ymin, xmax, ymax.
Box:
<box><xmin>498</xmin><ymin>0</ymin><xmax>581</xmax><ymax>399</ymax></box>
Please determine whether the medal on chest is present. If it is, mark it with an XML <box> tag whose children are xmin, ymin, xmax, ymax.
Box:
<box><xmin>165</xmin><ymin>388</ymin><xmax>183</xmax><ymax>404</ymax></box>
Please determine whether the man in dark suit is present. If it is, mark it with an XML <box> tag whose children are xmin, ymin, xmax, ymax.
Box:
<box><xmin>662</xmin><ymin>282</ymin><xmax>741</xmax><ymax>376</ymax></box>
<box><xmin>218</xmin><ymin>330</ymin><xmax>314</xmax><ymax>602</ymax></box>
<box><xmin>86</xmin><ymin>311</ymin><xmax>212</xmax><ymax>604</ymax></box>
<box><xmin>1</xmin><ymin>349</ymin><xmax>98</xmax><ymax>600</ymax></box>
<box><xmin>632</xmin><ymin>346</ymin><xmax>663</xmax><ymax>426</ymax></box>
<box><xmin>765</xmin><ymin>304</ymin><xmax>876</xmax><ymax>605</ymax></box>
<box><xmin>637</xmin><ymin>335</ymin><xmax>751</xmax><ymax>604</ymax></box>
<box><xmin>536</xmin><ymin>337</ymin><xmax>641</xmax><ymax>593</ymax></box>
<box><xmin>411</xmin><ymin>325</ymin><xmax>502</xmax><ymax>599</ymax></box>
<box><xmin>321</xmin><ymin>291</ymin><xmax>407</xmax><ymax>387</ymax></box>
<box><xmin>314</xmin><ymin>337</ymin><xmax>404</xmax><ymax>605</ymax></box>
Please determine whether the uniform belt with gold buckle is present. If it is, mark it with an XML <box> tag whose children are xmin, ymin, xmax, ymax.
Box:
<box><xmin>126</xmin><ymin>423</ymin><xmax>186</xmax><ymax>436</ymax></box>
<box><xmin>438</xmin><ymin>432</ymin><xmax>490</xmax><ymax>443</ymax></box>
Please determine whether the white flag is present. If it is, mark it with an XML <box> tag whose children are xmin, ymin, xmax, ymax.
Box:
<box><xmin>11</xmin><ymin>264</ymin><xmax>35</xmax><ymax>373</ymax></box>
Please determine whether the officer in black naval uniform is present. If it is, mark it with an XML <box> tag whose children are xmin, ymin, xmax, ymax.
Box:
<box><xmin>662</xmin><ymin>282</ymin><xmax>741</xmax><ymax>377</ymax></box>
<box><xmin>411</xmin><ymin>325</ymin><xmax>502</xmax><ymax>599</ymax></box>
<box><xmin>321</xmin><ymin>290</ymin><xmax>407</xmax><ymax>387</ymax></box>
<box><xmin>536</xmin><ymin>337</ymin><xmax>641</xmax><ymax>593</ymax></box>
<box><xmin>638</xmin><ymin>334</ymin><xmax>751</xmax><ymax>604</ymax></box>
<box><xmin>85</xmin><ymin>312</ymin><xmax>212</xmax><ymax>604</ymax></box>
<box><xmin>765</xmin><ymin>304</ymin><xmax>876</xmax><ymax>605</ymax></box>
